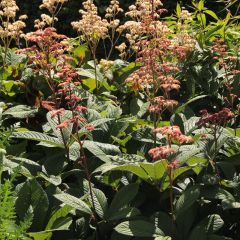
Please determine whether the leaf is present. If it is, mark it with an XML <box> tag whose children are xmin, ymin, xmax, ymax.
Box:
<box><xmin>38</xmin><ymin>173</ymin><xmax>62</xmax><ymax>186</ymax></box>
<box><xmin>13</xmin><ymin>131</ymin><xmax>64</xmax><ymax>148</ymax></box>
<box><xmin>204</xmin><ymin>10</ymin><xmax>219</xmax><ymax>20</ymax></box>
<box><xmin>175</xmin><ymin>95</ymin><xmax>207</xmax><ymax>114</ymax></box>
<box><xmin>176</xmin><ymin>2</ymin><xmax>181</xmax><ymax>17</ymax></box>
<box><xmin>28</xmin><ymin>231</ymin><xmax>51</xmax><ymax>240</ymax></box>
<box><xmin>45</xmin><ymin>205</ymin><xmax>72</xmax><ymax>230</ymax></box>
<box><xmin>222</xmin><ymin>200</ymin><xmax>240</xmax><ymax>210</ymax></box>
<box><xmin>187</xmin><ymin>156</ymin><xmax>208</xmax><ymax>174</ymax></box>
<box><xmin>188</xmin><ymin>215</ymin><xmax>224</xmax><ymax>240</ymax></box>
<box><xmin>91</xmin><ymin>188</ymin><xmax>108</xmax><ymax>219</ymax></box>
<box><xmin>3</xmin><ymin>105</ymin><xmax>38</xmax><ymax>119</ymax></box>
<box><xmin>16</xmin><ymin>179</ymin><xmax>49</xmax><ymax>231</ymax></box>
<box><xmin>107</xmin><ymin>207</ymin><xmax>140</xmax><ymax>221</ymax></box>
<box><xmin>97</xmin><ymin>160</ymin><xmax>168</xmax><ymax>184</ymax></box>
<box><xmin>201</xmin><ymin>187</ymin><xmax>235</xmax><ymax>202</ymax></box>
<box><xmin>83</xmin><ymin>140</ymin><xmax>113</xmax><ymax>163</ymax></box>
<box><xmin>176</xmin><ymin>185</ymin><xmax>200</xmax><ymax>217</ymax></box>
<box><xmin>54</xmin><ymin>193</ymin><xmax>92</xmax><ymax>215</ymax></box>
<box><xmin>114</xmin><ymin>220</ymin><xmax>165</xmax><ymax>237</ymax></box>
<box><xmin>108</xmin><ymin>183</ymin><xmax>139</xmax><ymax>215</ymax></box>
<box><xmin>151</xmin><ymin>211</ymin><xmax>173</xmax><ymax>237</ymax></box>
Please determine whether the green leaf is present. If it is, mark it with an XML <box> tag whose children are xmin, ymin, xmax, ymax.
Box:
<box><xmin>83</xmin><ymin>140</ymin><xmax>113</xmax><ymax>163</ymax></box>
<box><xmin>176</xmin><ymin>3</ymin><xmax>181</xmax><ymax>17</ymax></box>
<box><xmin>188</xmin><ymin>215</ymin><xmax>224</xmax><ymax>240</ymax></box>
<box><xmin>54</xmin><ymin>193</ymin><xmax>92</xmax><ymax>215</ymax></box>
<box><xmin>16</xmin><ymin>179</ymin><xmax>49</xmax><ymax>231</ymax></box>
<box><xmin>175</xmin><ymin>95</ymin><xmax>207</xmax><ymax>114</ymax></box>
<box><xmin>187</xmin><ymin>156</ymin><xmax>208</xmax><ymax>174</ymax></box>
<box><xmin>201</xmin><ymin>187</ymin><xmax>235</xmax><ymax>202</ymax></box>
<box><xmin>45</xmin><ymin>205</ymin><xmax>72</xmax><ymax>230</ymax></box>
<box><xmin>3</xmin><ymin>105</ymin><xmax>38</xmax><ymax>119</ymax></box>
<box><xmin>204</xmin><ymin>10</ymin><xmax>219</xmax><ymax>20</ymax></box>
<box><xmin>91</xmin><ymin>188</ymin><xmax>108</xmax><ymax>219</ymax></box>
<box><xmin>13</xmin><ymin>131</ymin><xmax>64</xmax><ymax>148</ymax></box>
<box><xmin>107</xmin><ymin>207</ymin><xmax>140</xmax><ymax>221</ymax></box>
<box><xmin>114</xmin><ymin>220</ymin><xmax>165</xmax><ymax>237</ymax></box>
<box><xmin>28</xmin><ymin>231</ymin><xmax>51</xmax><ymax>240</ymax></box>
<box><xmin>222</xmin><ymin>200</ymin><xmax>240</xmax><ymax>210</ymax></box>
<box><xmin>97</xmin><ymin>160</ymin><xmax>168</xmax><ymax>183</ymax></box>
<box><xmin>152</xmin><ymin>212</ymin><xmax>173</xmax><ymax>237</ymax></box>
<box><xmin>176</xmin><ymin>186</ymin><xmax>200</xmax><ymax>217</ymax></box>
<box><xmin>108</xmin><ymin>183</ymin><xmax>139</xmax><ymax>214</ymax></box>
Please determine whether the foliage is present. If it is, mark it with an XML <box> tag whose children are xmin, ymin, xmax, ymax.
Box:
<box><xmin>0</xmin><ymin>0</ymin><xmax>239</xmax><ymax>240</ymax></box>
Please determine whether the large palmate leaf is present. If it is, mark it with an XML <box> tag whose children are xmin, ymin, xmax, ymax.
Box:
<box><xmin>96</xmin><ymin>159</ymin><xmax>168</xmax><ymax>184</ymax></box>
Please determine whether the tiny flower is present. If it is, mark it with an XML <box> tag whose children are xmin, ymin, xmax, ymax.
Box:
<box><xmin>148</xmin><ymin>146</ymin><xmax>176</xmax><ymax>161</ymax></box>
<box><xmin>51</xmin><ymin>108</ymin><xmax>65</xmax><ymax>118</ymax></box>
<box><xmin>76</xmin><ymin>106</ymin><xmax>88</xmax><ymax>112</ymax></box>
<box><xmin>85</xmin><ymin>124</ymin><xmax>95</xmax><ymax>132</ymax></box>
<box><xmin>56</xmin><ymin>120</ymin><xmax>70</xmax><ymax>129</ymax></box>
<box><xmin>168</xmin><ymin>159</ymin><xmax>179</xmax><ymax>169</ymax></box>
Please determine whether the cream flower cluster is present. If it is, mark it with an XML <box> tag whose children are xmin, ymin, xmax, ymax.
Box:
<box><xmin>126</xmin><ymin>0</ymin><xmax>163</xmax><ymax>19</ymax></box>
<box><xmin>40</xmin><ymin>0</ymin><xmax>68</xmax><ymax>14</ymax></box>
<box><xmin>0</xmin><ymin>0</ymin><xmax>27</xmax><ymax>41</ymax></box>
<box><xmin>34</xmin><ymin>0</ymin><xmax>68</xmax><ymax>29</ymax></box>
<box><xmin>34</xmin><ymin>14</ymin><xmax>58</xmax><ymax>29</ymax></box>
<box><xmin>72</xmin><ymin>0</ymin><xmax>109</xmax><ymax>42</ymax></box>
<box><xmin>105</xmin><ymin>0</ymin><xmax>123</xmax><ymax>29</ymax></box>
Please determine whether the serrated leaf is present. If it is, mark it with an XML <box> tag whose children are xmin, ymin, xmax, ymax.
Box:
<box><xmin>54</xmin><ymin>193</ymin><xmax>92</xmax><ymax>215</ymax></box>
<box><xmin>91</xmin><ymin>188</ymin><xmax>108</xmax><ymax>219</ymax></box>
<box><xmin>13</xmin><ymin>131</ymin><xmax>64</xmax><ymax>148</ymax></box>
<box><xmin>188</xmin><ymin>215</ymin><xmax>224</xmax><ymax>240</ymax></box>
<box><xmin>176</xmin><ymin>185</ymin><xmax>200</xmax><ymax>217</ymax></box>
<box><xmin>45</xmin><ymin>205</ymin><xmax>72</xmax><ymax>230</ymax></box>
<box><xmin>108</xmin><ymin>183</ymin><xmax>139</xmax><ymax>215</ymax></box>
<box><xmin>114</xmin><ymin>220</ymin><xmax>165</xmax><ymax>237</ymax></box>
<box><xmin>3</xmin><ymin>105</ymin><xmax>38</xmax><ymax>119</ymax></box>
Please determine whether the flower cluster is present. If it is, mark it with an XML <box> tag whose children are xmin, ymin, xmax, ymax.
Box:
<box><xmin>21</xmin><ymin>28</ymin><xmax>67</xmax><ymax>77</ymax></box>
<box><xmin>154</xmin><ymin>126</ymin><xmax>193</xmax><ymax>144</ymax></box>
<box><xmin>212</xmin><ymin>38</ymin><xmax>240</xmax><ymax>111</ymax></box>
<box><xmin>148</xmin><ymin>125</ymin><xmax>193</xmax><ymax>172</ymax></box>
<box><xmin>148</xmin><ymin>146</ymin><xmax>176</xmax><ymax>160</ymax></box>
<box><xmin>34</xmin><ymin>0</ymin><xmax>68</xmax><ymax>29</ymax></box>
<box><xmin>72</xmin><ymin>0</ymin><xmax>109</xmax><ymax>42</ymax></box>
<box><xmin>105</xmin><ymin>0</ymin><xmax>123</xmax><ymax>29</ymax></box>
<box><xmin>197</xmin><ymin>108</ymin><xmax>235</xmax><ymax>127</ymax></box>
<box><xmin>40</xmin><ymin>0</ymin><xmax>68</xmax><ymax>14</ymax></box>
<box><xmin>0</xmin><ymin>0</ymin><xmax>27</xmax><ymax>49</ymax></box>
<box><xmin>123</xmin><ymin>1</ymin><xmax>195</xmax><ymax>118</ymax></box>
<box><xmin>22</xmin><ymin>27</ymin><xmax>94</xmax><ymax>135</ymax></box>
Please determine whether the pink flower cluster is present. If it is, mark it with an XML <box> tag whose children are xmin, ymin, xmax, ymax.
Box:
<box><xmin>197</xmin><ymin>108</ymin><xmax>235</xmax><ymax>127</ymax></box>
<box><xmin>148</xmin><ymin>146</ymin><xmax>176</xmax><ymax>160</ymax></box>
<box><xmin>154</xmin><ymin>126</ymin><xmax>193</xmax><ymax>144</ymax></box>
